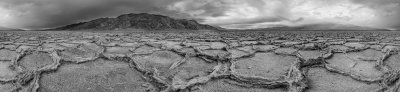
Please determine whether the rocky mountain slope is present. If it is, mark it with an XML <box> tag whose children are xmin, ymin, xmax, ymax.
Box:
<box><xmin>54</xmin><ymin>13</ymin><xmax>221</xmax><ymax>31</ymax></box>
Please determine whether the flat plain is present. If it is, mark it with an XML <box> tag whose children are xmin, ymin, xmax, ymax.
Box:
<box><xmin>1</xmin><ymin>30</ymin><xmax>400</xmax><ymax>92</ymax></box>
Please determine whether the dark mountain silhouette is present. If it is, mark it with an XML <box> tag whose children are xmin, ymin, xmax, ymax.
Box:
<box><xmin>53</xmin><ymin>13</ymin><xmax>222</xmax><ymax>31</ymax></box>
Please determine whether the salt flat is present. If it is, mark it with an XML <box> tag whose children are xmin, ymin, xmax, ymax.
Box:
<box><xmin>1</xmin><ymin>30</ymin><xmax>400</xmax><ymax>92</ymax></box>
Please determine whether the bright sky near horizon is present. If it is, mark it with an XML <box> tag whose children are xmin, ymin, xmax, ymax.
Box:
<box><xmin>0</xmin><ymin>0</ymin><xmax>399</xmax><ymax>30</ymax></box>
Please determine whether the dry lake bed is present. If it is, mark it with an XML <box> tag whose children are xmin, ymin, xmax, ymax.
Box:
<box><xmin>1</xmin><ymin>31</ymin><xmax>400</xmax><ymax>92</ymax></box>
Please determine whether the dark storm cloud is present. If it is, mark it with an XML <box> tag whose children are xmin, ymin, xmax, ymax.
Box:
<box><xmin>0</xmin><ymin>0</ymin><xmax>182</xmax><ymax>29</ymax></box>
<box><xmin>167</xmin><ymin>0</ymin><xmax>293</xmax><ymax>26</ymax></box>
<box><xmin>168</xmin><ymin>0</ymin><xmax>400</xmax><ymax>29</ymax></box>
<box><xmin>350</xmin><ymin>0</ymin><xmax>400</xmax><ymax>30</ymax></box>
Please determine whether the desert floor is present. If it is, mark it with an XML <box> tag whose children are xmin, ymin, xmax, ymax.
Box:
<box><xmin>1</xmin><ymin>31</ymin><xmax>400</xmax><ymax>92</ymax></box>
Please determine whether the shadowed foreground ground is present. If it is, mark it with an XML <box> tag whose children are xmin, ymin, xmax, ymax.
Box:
<box><xmin>1</xmin><ymin>31</ymin><xmax>400</xmax><ymax>92</ymax></box>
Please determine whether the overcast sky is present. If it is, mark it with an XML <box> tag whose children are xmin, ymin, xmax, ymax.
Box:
<box><xmin>0</xmin><ymin>0</ymin><xmax>399</xmax><ymax>30</ymax></box>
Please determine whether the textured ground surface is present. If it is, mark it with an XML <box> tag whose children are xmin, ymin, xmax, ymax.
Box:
<box><xmin>1</xmin><ymin>31</ymin><xmax>400</xmax><ymax>92</ymax></box>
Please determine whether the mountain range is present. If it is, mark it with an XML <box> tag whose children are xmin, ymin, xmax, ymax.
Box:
<box><xmin>53</xmin><ymin>13</ymin><xmax>222</xmax><ymax>31</ymax></box>
<box><xmin>47</xmin><ymin>13</ymin><xmax>391</xmax><ymax>31</ymax></box>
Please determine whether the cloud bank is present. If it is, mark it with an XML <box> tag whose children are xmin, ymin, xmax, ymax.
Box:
<box><xmin>0</xmin><ymin>0</ymin><xmax>399</xmax><ymax>30</ymax></box>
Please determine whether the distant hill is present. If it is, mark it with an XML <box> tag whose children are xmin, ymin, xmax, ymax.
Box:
<box><xmin>238</xmin><ymin>23</ymin><xmax>390</xmax><ymax>31</ymax></box>
<box><xmin>294</xmin><ymin>23</ymin><xmax>388</xmax><ymax>31</ymax></box>
<box><xmin>0</xmin><ymin>26</ymin><xmax>24</xmax><ymax>31</ymax></box>
<box><xmin>53</xmin><ymin>13</ymin><xmax>222</xmax><ymax>31</ymax></box>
